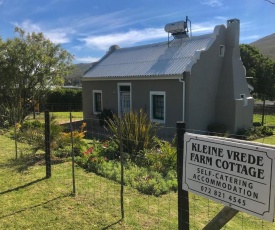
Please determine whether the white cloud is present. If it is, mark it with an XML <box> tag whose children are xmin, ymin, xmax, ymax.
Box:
<box><xmin>80</xmin><ymin>28</ymin><xmax>166</xmax><ymax>50</ymax></box>
<box><xmin>201</xmin><ymin>0</ymin><xmax>223</xmax><ymax>7</ymax></box>
<box><xmin>75</xmin><ymin>56</ymin><xmax>100</xmax><ymax>63</ymax></box>
<box><xmin>44</xmin><ymin>30</ymin><xmax>71</xmax><ymax>44</ymax></box>
<box><xmin>12</xmin><ymin>19</ymin><xmax>72</xmax><ymax>44</ymax></box>
<box><xmin>79</xmin><ymin>21</ymin><xmax>219</xmax><ymax>51</ymax></box>
<box><xmin>192</xmin><ymin>23</ymin><xmax>216</xmax><ymax>34</ymax></box>
<box><xmin>240</xmin><ymin>35</ymin><xmax>261</xmax><ymax>43</ymax></box>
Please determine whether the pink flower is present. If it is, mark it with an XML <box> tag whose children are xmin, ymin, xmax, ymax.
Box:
<box><xmin>104</xmin><ymin>157</ymin><xmax>108</xmax><ymax>161</ymax></box>
<box><xmin>87</xmin><ymin>148</ymin><xmax>93</xmax><ymax>153</ymax></box>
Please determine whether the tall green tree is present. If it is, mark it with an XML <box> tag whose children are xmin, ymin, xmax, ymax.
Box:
<box><xmin>240</xmin><ymin>44</ymin><xmax>275</xmax><ymax>125</ymax></box>
<box><xmin>0</xmin><ymin>27</ymin><xmax>74</xmax><ymax>125</ymax></box>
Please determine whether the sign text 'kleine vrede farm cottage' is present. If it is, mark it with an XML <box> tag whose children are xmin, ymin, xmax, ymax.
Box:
<box><xmin>82</xmin><ymin>19</ymin><xmax>253</xmax><ymax>134</ymax></box>
<box><xmin>183</xmin><ymin>133</ymin><xmax>275</xmax><ymax>222</ymax></box>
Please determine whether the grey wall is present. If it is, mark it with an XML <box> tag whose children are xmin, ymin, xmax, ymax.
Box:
<box><xmin>215</xmin><ymin>19</ymin><xmax>253</xmax><ymax>133</ymax></box>
<box><xmin>82</xmin><ymin>78</ymin><xmax>183</xmax><ymax>129</ymax></box>
<box><xmin>185</xmin><ymin>25</ymin><xmax>226</xmax><ymax>132</ymax></box>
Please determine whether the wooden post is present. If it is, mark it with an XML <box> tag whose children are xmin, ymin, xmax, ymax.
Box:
<box><xmin>44</xmin><ymin>111</ymin><xmax>51</xmax><ymax>178</ymax></box>
<box><xmin>177</xmin><ymin>122</ymin><xmax>188</xmax><ymax>230</ymax></box>
<box><xmin>203</xmin><ymin>206</ymin><xmax>239</xmax><ymax>230</ymax></box>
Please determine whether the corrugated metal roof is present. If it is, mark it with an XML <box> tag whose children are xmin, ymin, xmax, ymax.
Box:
<box><xmin>83</xmin><ymin>34</ymin><xmax>214</xmax><ymax>79</ymax></box>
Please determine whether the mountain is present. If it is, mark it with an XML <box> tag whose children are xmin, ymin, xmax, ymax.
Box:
<box><xmin>250</xmin><ymin>33</ymin><xmax>275</xmax><ymax>60</ymax></box>
<box><xmin>64</xmin><ymin>62</ymin><xmax>97</xmax><ymax>86</ymax></box>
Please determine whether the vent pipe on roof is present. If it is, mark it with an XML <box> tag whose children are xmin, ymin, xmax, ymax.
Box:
<box><xmin>108</xmin><ymin>45</ymin><xmax>120</xmax><ymax>53</ymax></box>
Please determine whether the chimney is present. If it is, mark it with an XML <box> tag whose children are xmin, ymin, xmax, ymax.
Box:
<box><xmin>226</xmin><ymin>19</ymin><xmax>240</xmax><ymax>48</ymax></box>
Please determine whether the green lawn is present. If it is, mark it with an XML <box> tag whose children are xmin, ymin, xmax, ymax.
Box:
<box><xmin>253</xmin><ymin>114</ymin><xmax>275</xmax><ymax>126</ymax></box>
<box><xmin>25</xmin><ymin>111</ymin><xmax>83</xmax><ymax>124</ymax></box>
<box><xmin>1</xmin><ymin>131</ymin><xmax>275</xmax><ymax>229</ymax></box>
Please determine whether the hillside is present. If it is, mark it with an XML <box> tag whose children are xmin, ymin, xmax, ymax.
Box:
<box><xmin>250</xmin><ymin>33</ymin><xmax>275</xmax><ymax>60</ymax></box>
<box><xmin>64</xmin><ymin>62</ymin><xmax>96</xmax><ymax>86</ymax></box>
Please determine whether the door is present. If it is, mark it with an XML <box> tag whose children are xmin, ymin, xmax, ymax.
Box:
<box><xmin>118</xmin><ymin>84</ymin><xmax>131</xmax><ymax>116</ymax></box>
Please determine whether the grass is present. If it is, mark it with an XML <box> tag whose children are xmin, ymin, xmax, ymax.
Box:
<box><xmin>1</xmin><ymin>130</ymin><xmax>275</xmax><ymax>229</ymax></box>
<box><xmin>253</xmin><ymin>114</ymin><xmax>275</xmax><ymax>126</ymax></box>
<box><xmin>25</xmin><ymin>111</ymin><xmax>83</xmax><ymax>124</ymax></box>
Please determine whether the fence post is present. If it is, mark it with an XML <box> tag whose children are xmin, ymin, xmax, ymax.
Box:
<box><xmin>203</xmin><ymin>206</ymin><xmax>239</xmax><ymax>230</ymax></box>
<box><xmin>13</xmin><ymin>110</ymin><xmax>18</xmax><ymax>159</ymax></box>
<box><xmin>44</xmin><ymin>110</ymin><xmax>51</xmax><ymax>178</ymax></box>
<box><xmin>177</xmin><ymin>122</ymin><xmax>188</xmax><ymax>230</ymax></box>
<box><xmin>70</xmin><ymin>112</ymin><xmax>76</xmax><ymax>195</ymax></box>
<box><xmin>118</xmin><ymin>117</ymin><xmax>125</xmax><ymax>219</ymax></box>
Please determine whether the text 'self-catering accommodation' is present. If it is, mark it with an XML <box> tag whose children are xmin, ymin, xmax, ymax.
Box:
<box><xmin>82</xmin><ymin>19</ymin><xmax>253</xmax><ymax>133</ymax></box>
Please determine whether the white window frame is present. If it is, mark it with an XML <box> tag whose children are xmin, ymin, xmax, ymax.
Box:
<box><xmin>93</xmin><ymin>90</ymin><xmax>103</xmax><ymax>114</ymax></box>
<box><xmin>117</xmin><ymin>83</ymin><xmax>132</xmax><ymax>116</ymax></box>
<box><xmin>150</xmin><ymin>91</ymin><xmax>166</xmax><ymax>124</ymax></box>
<box><xmin>219</xmin><ymin>45</ymin><xmax>225</xmax><ymax>57</ymax></box>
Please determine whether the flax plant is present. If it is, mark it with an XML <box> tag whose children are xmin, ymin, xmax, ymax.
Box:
<box><xmin>107</xmin><ymin>109</ymin><xmax>158</xmax><ymax>157</ymax></box>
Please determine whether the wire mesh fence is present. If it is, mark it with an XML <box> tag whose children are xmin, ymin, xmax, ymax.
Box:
<box><xmin>1</xmin><ymin>110</ymin><xmax>275</xmax><ymax>229</ymax></box>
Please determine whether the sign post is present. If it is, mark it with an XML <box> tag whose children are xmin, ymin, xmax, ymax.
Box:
<box><xmin>183</xmin><ymin>133</ymin><xmax>275</xmax><ymax>222</ymax></box>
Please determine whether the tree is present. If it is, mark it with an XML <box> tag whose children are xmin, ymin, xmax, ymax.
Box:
<box><xmin>0</xmin><ymin>27</ymin><xmax>74</xmax><ymax>125</ymax></box>
<box><xmin>240</xmin><ymin>44</ymin><xmax>275</xmax><ymax>125</ymax></box>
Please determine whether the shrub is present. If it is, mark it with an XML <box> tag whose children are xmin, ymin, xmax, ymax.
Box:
<box><xmin>18</xmin><ymin>119</ymin><xmax>87</xmax><ymax>154</ymax></box>
<box><xmin>21</xmin><ymin>120</ymin><xmax>43</xmax><ymax>130</ymax></box>
<box><xmin>53</xmin><ymin>146</ymin><xmax>72</xmax><ymax>158</ymax></box>
<box><xmin>140</xmin><ymin>138</ymin><xmax>176</xmax><ymax>176</ymax></box>
<box><xmin>207</xmin><ymin>123</ymin><xmax>228</xmax><ymax>136</ymax></box>
<box><xmin>236</xmin><ymin>126</ymin><xmax>274</xmax><ymax>140</ymax></box>
<box><xmin>96</xmin><ymin>109</ymin><xmax>114</xmax><ymax>127</ymax></box>
<box><xmin>253</xmin><ymin>122</ymin><xmax>262</xmax><ymax>127</ymax></box>
<box><xmin>107</xmin><ymin>109</ymin><xmax>158</xmax><ymax>157</ymax></box>
<box><xmin>76</xmin><ymin>137</ymin><xmax>178</xmax><ymax>196</ymax></box>
<box><xmin>17</xmin><ymin>120</ymin><xmax>45</xmax><ymax>149</ymax></box>
<box><xmin>45</xmin><ymin>88</ymin><xmax>82</xmax><ymax>111</ymax></box>
<box><xmin>60</xmin><ymin>122</ymin><xmax>88</xmax><ymax>156</ymax></box>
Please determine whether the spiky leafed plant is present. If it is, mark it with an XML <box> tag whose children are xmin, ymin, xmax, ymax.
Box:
<box><xmin>107</xmin><ymin>109</ymin><xmax>158</xmax><ymax>157</ymax></box>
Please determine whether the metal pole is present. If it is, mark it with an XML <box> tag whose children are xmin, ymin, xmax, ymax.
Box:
<box><xmin>44</xmin><ymin>110</ymin><xmax>51</xmax><ymax>178</ymax></box>
<box><xmin>177</xmin><ymin>122</ymin><xmax>188</xmax><ymax>230</ymax></box>
<box><xmin>14</xmin><ymin>110</ymin><xmax>18</xmax><ymax>159</ymax></box>
<box><xmin>119</xmin><ymin>117</ymin><xmax>124</xmax><ymax>219</ymax></box>
<box><xmin>70</xmin><ymin>112</ymin><xmax>76</xmax><ymax>195</ymax></box>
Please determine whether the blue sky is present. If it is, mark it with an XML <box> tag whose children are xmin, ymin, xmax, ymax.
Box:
<box><xmin>0</xmin><ymin>0</ymin><xmax>274</xmax><ymax>63</ymax></box>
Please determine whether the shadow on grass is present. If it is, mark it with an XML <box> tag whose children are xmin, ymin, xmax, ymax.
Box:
<box><xmin>3</xmin><ymin>152</ymin><xmax>45</xmax><ymax>172</ymax></box>
<box><xmin>4</xmin><ymin>152</ymin><xmax>65</xmax><ymax>173</ymax></box>
<box><xmin>0</xmin><ymin>177</ymin><xmax>47</xmax><ymax>195</ymax></box>
<box><xmin>0</xmin><ymin>193</ymin><xmax>69</xmax><ymax>219</ymax></box>
<box><xmin>102</xmin><ymin>219</ymin><xmax>123</xmax><ymax>230</ymax></box>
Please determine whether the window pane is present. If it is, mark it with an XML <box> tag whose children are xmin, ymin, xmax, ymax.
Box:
<box><xmin>94</xmin><ymin>93</ymin><xmax>102</xmax><ymax>112</ymax></box>
<box><xmin>153</xmin><ymin>95</ymin><xmax>164</xmax><ymax>120</ymax></box>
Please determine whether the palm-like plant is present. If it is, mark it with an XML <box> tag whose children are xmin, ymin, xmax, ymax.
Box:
<box><xmin>107</xmin><ymin>109</ymin><xmax>158</xmax><ymax>157</ymax></box>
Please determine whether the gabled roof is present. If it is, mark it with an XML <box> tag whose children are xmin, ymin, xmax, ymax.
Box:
<box><xmin>83</xmin><ymin>29</ymin><xmax>220</xmax><ymax>79</ymax></box>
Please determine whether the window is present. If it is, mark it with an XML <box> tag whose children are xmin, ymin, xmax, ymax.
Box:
<box><xmin>150</xmin><ymin>91</ymin><xmax>166</xmax><ymax>123</ymax></box>
<box><xmin>219</xmin><ymin>45</ymin><xmax>225</xmax><ymax>57</ymax></box>
<box><xmin>93</xmin><ymin>90</ymin><xmax>102</xmax><ymax>114</ymax></box>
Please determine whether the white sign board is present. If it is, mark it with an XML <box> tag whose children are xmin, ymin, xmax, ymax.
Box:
<box><xmin>183</xmin><ymin>133</ymin><xmax>275</xmax><ymax>222</ymax></box>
